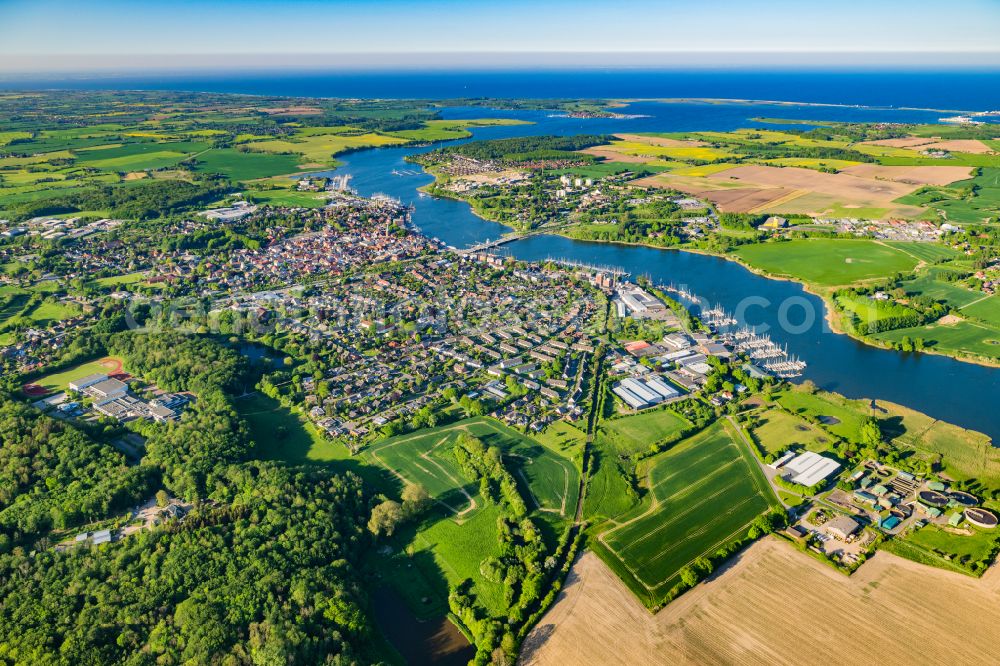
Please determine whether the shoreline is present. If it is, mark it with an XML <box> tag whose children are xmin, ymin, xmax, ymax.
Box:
<box><xmin>419</xmin><ymin>185</ymin><xmax>999</xmax><ymax>369</ymax></box>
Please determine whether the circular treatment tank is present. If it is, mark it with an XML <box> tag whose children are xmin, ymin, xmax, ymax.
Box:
<box><xmin>949</xmin><ymin>491</ymin><xmax>979</xmax><ymax>507</ymax></box>
<box><xmin>965</xmin><ymin>508</ymin><xmax>998</xmax><ymax>529</ymax></box>
<box><xmin>918</xmin><ymin>490</ymin><xmax>950</xmax><ymax>507</ymax></box>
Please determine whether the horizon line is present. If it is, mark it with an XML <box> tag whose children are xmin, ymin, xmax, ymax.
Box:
<box><xmin>3</xmin><ymin>51</ymin><xmax>1000</xmax><ymax>75</ymax></box>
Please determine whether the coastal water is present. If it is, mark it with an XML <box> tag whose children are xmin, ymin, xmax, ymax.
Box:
<box><xmin>311</xmin><ymin>101</ymin><xmax>1000</xmax><ymax>442</ymax></box>
<box><xmin>9</xmin><ymin>69</ymin><xmax>1000</xmax><ymax>110</ymax></box>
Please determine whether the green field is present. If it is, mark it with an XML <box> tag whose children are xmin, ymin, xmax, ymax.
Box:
<box><xmin>771</xmin><ymin>386</ymin><xmax>867</xmax><ymax>441</ymax></box>
<box><xmin>366</xmin><ymin>417</ymin><xmax>580</xmax><ymax>519</ymax></box>
<box><xmin>376</xmin><ymin>503</ymin><xmax>509</xmax><ymax>619</ymax></box>
<box><xmin>894</xmin><ymin>168</ymin><xmax>1000</xmax><ymax>224</ymax></box>
<box><xmin>583</xmin><ymin>438</ymin><xmax>641</xmax><ymax>522</ymax></box>
<box><xmin>26</xmin><ymin>356</ymin><xmax>123</xmax><ymax>395</ymax></box>
<box><xmin>595</xmin><ymin>421</ymin><xmax>779</xmax><ymax>606</ymax></box>
<box><xmin>245</xmin><ymin>132</ymin><xmax>406</xmax><ymax>164</ymax></box>
<box><xmin>190</xmin><ymin>148</ymin><xmax>305</xmax><ymax>181</ymax></box>
<box><xmin>529</xmin><ymin>419</ymin><xmax>587</xmax><ymax>466</ymax></box>
<box><xmin>92</xmin><ymin>272</ymin><xmax>149</xmax><ymax>287</ymax></box>
<box><xmin>750</xmin><ymin>407</ymin><xmax>833</xmax><ymax>455</ymax></box>
<box><xmin>245</xmin><ymin>187</ymin><xmax>326</xmax><ymax>208</ymax></box>
<box><xmin>883</xmin><ymin>242</ymin><xmax>961</xmax><ymax>264</ymax></box>
<box><xmin>367</xmin><ymin>416</ymin><xmax>580</xmax><ymax>619</ymax></box>
<box><xmin>903</xmin><ymin>274</ymin><xmax>986</xmax><ymax>309</ymax></box>
<box><xmin>386</xmin><ymin>118</ymin><xmax>529</xmax><ymax>142</ymax></box>
<box><xmin>733</xmin><ymin>239</ymin><xmax>919</xmax><ymax>286</ymax></box>
<box><xmin>600</xmin><ymin>408</ymin><xmax>690</xmax><ymax>454</ymax></box>
<box><xmin>877</xmin><ymin>401</ymin><xmax>1000</xmax><ymax>488</ymax></box>
<box><xmin>882</xmin><ymin>523</ymin><xmax>1000</xmax><ymax>576</ymax></box>
<box><xmin>24</xmin><ymin>300</ymin><xmax>80</xmax><ymax>326</ymax></box>
<box><xmin>875</xmin><ymin>318</ymin><xmax>1000</xmax><ymax>361</ymax></box>
<box><xmin>961</xmin><ymin>296</ymin><xmax>1000</xmax><ymax>327</ymax></box>
<box><xmin>238</xmin><ymin>393</ymin><xmax>351</xmax><ymax>464</ymax></box>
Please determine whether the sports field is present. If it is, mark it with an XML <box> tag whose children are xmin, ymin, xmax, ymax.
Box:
<box><xmin>733</xmin><ymin>239</ymin><xmax>919</xmax><ymax>286</ymax></box>
<box><xmin>22</xmin><ymin>356</ymin><xmax>124</xmax><ymax>396</ymax></box>
<box><xmin>366</xmin><ymin>417</ymin><xmax>580</xmax><ymax>518</ymax></box>
<box><xmin>595</xmin><ymin>421</ymin><xmax>779</xmax><ymax>606</ymax></box>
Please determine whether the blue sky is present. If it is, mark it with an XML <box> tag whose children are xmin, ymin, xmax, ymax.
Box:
<box><xmin>1</xmin><ymin>0</ymin><xmax>999</xmax><ymax>71</ymax></box>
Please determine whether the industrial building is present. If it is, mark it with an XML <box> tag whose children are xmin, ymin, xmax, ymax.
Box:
<box><xmin>613</xmin><ymin>375</ymin><xmax>681</xmax><ymax>410</ymax></box>
<box><xmin>780</xmin><ymin>451</ymin><xmax>842</xmax><ymax>487</ymax></box>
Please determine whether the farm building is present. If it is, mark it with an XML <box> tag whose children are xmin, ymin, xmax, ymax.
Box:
<box><xmin>781</xmin><ymin>451</ymin><xmax>842</xmax><ymax>487</ymax></box>
<box><xmin>826</xmin><ymin>515</ymin><xmax>861</xmax><ymax>540</ymax></box>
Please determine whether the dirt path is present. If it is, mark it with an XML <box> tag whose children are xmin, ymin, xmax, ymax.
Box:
<box><xmin>520</xmin><ymin>538</ymin><xmax>1000</xmax><ymax>666</ymax></box>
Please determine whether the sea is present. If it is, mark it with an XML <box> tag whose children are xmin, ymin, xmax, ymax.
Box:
<box><xmin>4</xmin><ymin>68</ymin><xmax>1000</xmax><ymax>111</ymax></box>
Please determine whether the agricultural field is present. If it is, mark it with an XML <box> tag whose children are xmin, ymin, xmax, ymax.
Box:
<box><xmin>875</xmin><ymin>317</ymin><xmax>1000</xmax><ymax>362</ymax></box>
<box><xmin>894</xmin><ymin>168</ymin><xmax>1000</xmax><ymax>224</ymax></box>
<box><xmin>385</xmin><ymin>117</ymin><xmax>530</xmax><ymax>142</ymax></box>
<box><xmin>593</xmin><ymin>421</ymin><xmax>779</xmax><ymax>607</ymax></box>
<box><xmin>582</xmin><ymin>129</ymin><xmax>997</xmax><ymax>219</ymax></box>
<box><xmin>882</xmin><ymin>241</ymin><xmax>961</xmax><ymax>264</ymax></box>
<box><xmin>733</xmin><ymin>239</ymin><xmax>919</xmax><ymax>286</ymax></box>
<box><xmin>244</xmin><ymin>131</ymin><xmax>408</xmax><ymax>166</ymax></box>
<box><xmin>188</xmin><ymin>148</ymin><xmax>305</xmax><ymax>181</ymax></box>
<box><xmin>598</xmin><ymin>408</ymin><xmax>690</xmax><ymax>455</ymax></box>
<box><xmin>520</xmin><ymin>539</ymin><xmax>1000</xmax><ymax>666</ymax></box>
<box><xmin>0</xmin><ymin>91</ymin><xmax>538</xmax><ymax>216</ymax></box>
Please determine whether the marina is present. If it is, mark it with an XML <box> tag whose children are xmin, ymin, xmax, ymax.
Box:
<box><xmin>316</xmin><ymin>103</ymin><xmax>1000</xmax><ymax>443</ymax></box>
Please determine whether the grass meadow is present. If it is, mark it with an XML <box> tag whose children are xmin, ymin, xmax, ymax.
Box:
<box><xmin>733</xmin><ymin>239</ymin><xmax>919</xmax><ymax>286</ymax></box>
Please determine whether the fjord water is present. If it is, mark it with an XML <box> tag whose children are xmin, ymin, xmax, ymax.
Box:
<box><xmin>314</xmin><ymin>100</ymin><xmax>1000</xmax><ymax>442</ymax></box>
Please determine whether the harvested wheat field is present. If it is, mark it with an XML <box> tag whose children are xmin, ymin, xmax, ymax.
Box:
<box><xmin>863</xmin><ymin>137</ymin><xmax>995</xmax><ymax>154</ymax></box>
<box><xmin>520</xmin><ymin>538</ymin><xmax>1000</xmax><ymax>666</ymax></box>
<box><xmin>840</xmin><ymin>164</ymin><xmax>972</xmax><ymax>186</ymax></box>
<box><xmin>707</xmin><ymin>165</ymin><xmax>916</xmax><ymax>205</ymax></box>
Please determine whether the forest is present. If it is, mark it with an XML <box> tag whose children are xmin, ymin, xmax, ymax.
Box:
<box><xmin>0</xmin><ymin>332</ymin><xmax>386</xmax><ymax>664</ymax></box>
